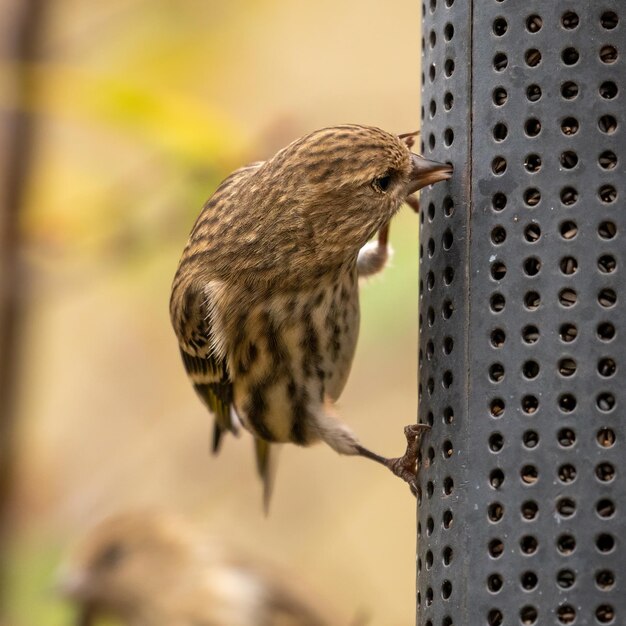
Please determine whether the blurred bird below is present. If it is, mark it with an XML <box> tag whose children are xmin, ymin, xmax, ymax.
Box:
<box><xmin>57</xmin><ymin>510</ymin><xmax>354</xmax><ymax>626</ymax></box>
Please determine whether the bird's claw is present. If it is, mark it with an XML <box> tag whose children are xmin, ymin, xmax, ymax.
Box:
<box><xmin>399</xmin><ymin>133</ymin><xmax>422</xmax><ymax>215</ymax></box>
<box><xmin>398</xmin><ymin>130</ymin><xmax>419</xmax><ymax>150</ymax></box>
<box><xmin>386</xmin><ymin>423</ymin><xmax>430</xmax><ymax>496</ymax></box>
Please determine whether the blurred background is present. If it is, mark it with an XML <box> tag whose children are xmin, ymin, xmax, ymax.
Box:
<box><xmin>0</xmin><ymin>0</ymin><xmax>423</xmax><ymax>623</ymax></box>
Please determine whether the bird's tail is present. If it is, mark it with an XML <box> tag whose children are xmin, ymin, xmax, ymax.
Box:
<box><xmin>212</xmin><ymin>421</ymin><xmax>225</xmax><ymax>454</ymax></box>
<box><xmin>254</xmin><ymin>439</ymin><xmax>278</xmax><ymax>514</ymax></box>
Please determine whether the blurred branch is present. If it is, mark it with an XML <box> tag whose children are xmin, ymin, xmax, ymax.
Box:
<box><xmin>0</xmin><ymin>0</ymin><xmax>47</xmax><ymax>614</ymax></box>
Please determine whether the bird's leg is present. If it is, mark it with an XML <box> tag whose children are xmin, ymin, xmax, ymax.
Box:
<box><xmin>313</xmin><ymin>407</ymin><xmax>429</xmax><ymax>494</ymax></box>
<box><xmin>405</xmin><ymin>195</ymin><xmax>420</xmax><ymax>213</ymax></box>
<box><xmin>357</xmin><ymin>223</ymin><xmax>391</xmax><ymax>277</ymax></box>
<box><xmin>357</xmin><ymin>170</ymin><xmax>422</xmax><ymax>278</ymax></box>
<box><xmin>355</xmin><ymin>424</ymin><xmax>430</xmax><ymax>495</ymax></box>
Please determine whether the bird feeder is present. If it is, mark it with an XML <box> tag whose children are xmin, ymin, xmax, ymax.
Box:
<box><xmin>417</xmin><ymin>2</ymin><xmax>624</xmax><ymax>624</ymax></box>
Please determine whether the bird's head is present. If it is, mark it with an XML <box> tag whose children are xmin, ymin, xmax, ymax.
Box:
<box><xmin>261</xmin><ymin>124</ymin><xmax>452</xmax><ymax>255</ymax></box>
<box><xmin>56</xmin><ymin>511</ymin><xmax>201</xmax><ymax>622</ymax></box>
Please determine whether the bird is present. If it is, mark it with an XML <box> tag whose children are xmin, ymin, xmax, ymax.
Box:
<box><xmin>57</xmin><ymin>510</ymin><xmax>342</xmax><ymax>626</ymax></box>
<box><xmin>170</xmin><ymin>124</ymin><xmax>452</xmax><ymax>506</ymax></box>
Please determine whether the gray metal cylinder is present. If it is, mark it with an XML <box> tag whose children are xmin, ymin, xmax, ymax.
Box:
<box><xmin>417</xmin><ymin>2</ymin><xmax>624</xmax><ymax>625</ymax></box>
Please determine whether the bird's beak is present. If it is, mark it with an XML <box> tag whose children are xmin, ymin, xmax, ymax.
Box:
<box><xmin>407</xmin><ymin>154</ymin><xmax>453</xmax><ymax>195</ymax></box>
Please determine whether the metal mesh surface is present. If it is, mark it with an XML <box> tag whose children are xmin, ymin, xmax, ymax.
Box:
<box><xmin>417</xmin><ymin>2</ymin><xmax>625</xmax><ymax>625</ymax></box>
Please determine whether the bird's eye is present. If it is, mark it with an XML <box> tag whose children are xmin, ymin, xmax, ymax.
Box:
<box><xmin>372</xmin><ymin>173</ymin><xmax>393</xmax><ymax>193</ymax></box>
<box><xmin>94</xmin><ymin>542</ymin><xmax>125</xmax><ymax>569</ymax></box>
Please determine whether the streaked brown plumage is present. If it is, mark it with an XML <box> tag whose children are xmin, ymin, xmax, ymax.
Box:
<box><xmin>170</xmin><ymin>124</ymin><xmax>452</xmax><ymax>505</ymax></box>
<box><xmin>58</xmin><ymin>510</ymin><xmax>339</xmax><ymax>626</ymax></box>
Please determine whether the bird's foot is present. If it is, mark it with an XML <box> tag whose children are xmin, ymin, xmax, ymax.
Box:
<box><xmin>385</xmin><ymin>424</ymin><xmax>430</xmax><ymax>495</ymax></box>
<box><xmin>398</xmin><ymin>130</ymin><xmax>419</xmax><ymax>150</ymax></box>
<box><xmin>355</xmin><ymin>424</ymin><xmax>430</xmax><ymax>496</ymax></box>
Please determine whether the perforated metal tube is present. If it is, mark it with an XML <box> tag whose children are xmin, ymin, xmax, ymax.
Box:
<box><xmin>418</xmin><ymin>2</ymin><xmax>624</xmax><ymax>624</ymax></box>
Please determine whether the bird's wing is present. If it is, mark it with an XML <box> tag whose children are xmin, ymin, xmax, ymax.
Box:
<box><xmin>174</xmin><ymin>285</ymin><xmax>235</xmax><ymax>453</ymax></box>
<box><xmin>171</xmin><ymin>161</ymin><xmax>266</xmax><ymax>453</ymax></box>
<box><xmin>175</xmin><ymin>288</ymin><xmax>278</xmax><ymax>507</ymax></box>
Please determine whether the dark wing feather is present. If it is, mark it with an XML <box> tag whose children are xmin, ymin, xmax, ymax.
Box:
<box><xmin>180</xmin><ymin>346</ymin><xmax>235</xmax><ymax>452</ymax></box>
<box><xmin>173</xmin><ymin>284</ymin><xmax>235</xmax><ymax>453</ymax></box>
<box><xmin>171</xmin><ymin>162</ymin><xmax>265</xmax><ymax>462</ymax></box>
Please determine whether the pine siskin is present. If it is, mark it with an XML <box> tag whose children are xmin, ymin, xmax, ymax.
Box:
<box><xmin>170</xmin><ymin>124</ymin><xmax>452</xmax><ymax>505</ymax></box>
<box><xmin>57</xmin><ymin>510</ymin><xmax>339</xmax><ymax>626</ymax></box>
